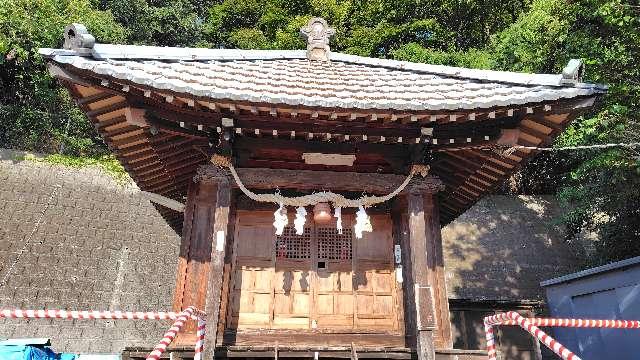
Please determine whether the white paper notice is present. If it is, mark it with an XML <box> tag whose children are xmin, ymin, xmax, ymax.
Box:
<box><xmin>396</xmin><ymin>266</ymin><xmax>403</xmax><ymax>283</ymax></box>
<box><xmin>394</xmin><ymin>244</ymin><xmax>402</xmax><ymax>264</ymax></box>
<box><xmin>216</xmin><ymin>230</ymin><xmax>225</xmax><ymax>252</ymax></box>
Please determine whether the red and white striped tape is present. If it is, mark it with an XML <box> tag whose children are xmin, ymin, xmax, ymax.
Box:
<box><xmin>146</xmin><ymin>307</ymin><xmax>195</xmax><ymax>360</ymax></box>
<box><xmin>1</xmin><ymin>308</ymin><xmax>207</xmax><ymax>359</ymax></box>
<box><xmin>484</xmin><ymin>322</ymin><xmax>497</xmax><ymax>360</ymax></box>
<box><xmin>0</xmin><ymin>309</ymin><xmax>188</xmax><ymax>321</ymax></box>
<box><xmin>499</xmin><ymin>318</ymin><xmax>640</xmax><ymax>328</ymax></box>
<box><xmin>485</xmin><ymin>313</ymin><xmax>640</xmax><ymax>360</ymax></box>
<box><xmin>194</xmin><ymin>318</ymin><xmax>206</xmax><ymax>360</ymax></box>
<box><xmin>485</xmin><ymin>312</ymin><xmax>588</xmax><ymax>360</ymax></box>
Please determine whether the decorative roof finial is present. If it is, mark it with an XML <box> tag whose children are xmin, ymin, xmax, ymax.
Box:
<box><xmin>63</xmin><ymin>23</ymin><xmax>95</xmax><ymax>53</ymax></box>
<box><xmin>562</xmin><ymin>59</ymin><xmax>585</xmax><ymax>84</ymax></box>
<box><xmin>300</xmin><ymin>17</ymin><xmax>335</xmax><ymax>61</ymax></box>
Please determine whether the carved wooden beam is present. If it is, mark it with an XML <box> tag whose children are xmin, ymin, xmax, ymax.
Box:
<box><xmin>218</xmin><ymin>166</ymin><xmax>442</xmax><ymax>194</ymax></box>
<box><xmin>139</xmin><ymin>101</ymin><xmax>512</xmax><ymax>142</ymax></box>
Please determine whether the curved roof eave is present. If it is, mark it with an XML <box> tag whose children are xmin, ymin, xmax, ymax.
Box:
<box><xmin>39</xmin><ymin>45</ymin><xmax>607</xmax><ymax>91</ymax></box>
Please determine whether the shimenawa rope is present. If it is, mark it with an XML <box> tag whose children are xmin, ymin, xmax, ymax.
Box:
<box><xmin>210</xmin><ymin>154</ymin><xmax>429</xmax><ymax>208</ymax></box>
<box><xmin>436</xmin><ymin>141</ymin><xmax>640</xmax><ymax>155</ymax></box>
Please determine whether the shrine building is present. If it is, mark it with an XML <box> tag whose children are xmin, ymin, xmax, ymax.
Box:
<box><xmin>38</xmin><ymin>18</ymin><xmax>605</xmax><ymax>360</ymax></box>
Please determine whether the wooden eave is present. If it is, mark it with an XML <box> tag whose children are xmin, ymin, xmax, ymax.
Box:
<box><xmin>56</xmin><ymin>63</ymin><xmax>601</xmax><ymax>233</ymax></box>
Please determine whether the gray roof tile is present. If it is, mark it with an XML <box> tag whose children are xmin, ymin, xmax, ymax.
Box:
<box><xmin>46</xmin><ymin>50</ymin><xmax>605</xmax><ymax>111</ymax></box>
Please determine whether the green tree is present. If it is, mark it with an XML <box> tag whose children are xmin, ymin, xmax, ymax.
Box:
<box><xmin>103</xmin><ymin>0</ymin><xmax>207</xmax><ymax>46</ymax></box>
<box><xmin>0</xmin><ymin>0</ymin><xmax>125</xmax><ymax>155</ymax></box>
<box><xmin>490</xmin><ymin>0</ymin><xmax>640</xmax><ymax>265</ymax></box>
<box><xmin>202</xmin><ymin>0</ymin><xmax>529</xmax><ymax>55</ymax></box>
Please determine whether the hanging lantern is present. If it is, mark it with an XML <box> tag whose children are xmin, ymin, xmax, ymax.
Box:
<box><xmin>313</xmin><ymin>202</ymin><xmax>332</xmax><ymax>224</ymax></box>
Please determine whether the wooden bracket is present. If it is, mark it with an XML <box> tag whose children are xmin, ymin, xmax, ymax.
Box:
<box><xmin>212</xmin><ymin>117</ymin><xmax>234</xmax><ymax>158</ymax></box>
<box><xmin>408</xmin><ymin>127</ymin><xmax>434</xmax><ymax>167</ymax></box>
<box><xmin>409</xmin><ymin>144</ymin><xmax>434</xmax><ymax>171</ymax></box>
<box><xmin>147</xmin><ymin>113</ymin><xmax>208</xmax><ymax>139</ymax></box>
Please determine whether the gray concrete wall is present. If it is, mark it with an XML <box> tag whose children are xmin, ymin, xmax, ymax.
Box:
<box><xmin>0</xmin><ymin>150</ymin><xmax>180</xmax><ymax>353</ymax></box>
<box><xmin>443</xmin><ymin>195</ymin><xmax>584</xmax><ymax>301</ymax></box>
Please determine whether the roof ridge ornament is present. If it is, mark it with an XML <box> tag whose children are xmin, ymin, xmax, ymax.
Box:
<box><xmin>562</xmin><ymin>59</ymin><xmax>585</xmax><ymax>84</ymax></box>
<box><xmin>300</xmin><ymin>17</ymin><xmax>335</xmax><ymax>61</ymax></box>
<box><xmin>63</xmin><ymin>23</ymin><xmax>95</xmax><ymax>54</ymax></box>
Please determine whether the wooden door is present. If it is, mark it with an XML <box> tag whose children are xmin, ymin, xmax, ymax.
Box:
<box><xmin>227</xmin><ymin>212</ymin><xmax>275</xmax><ymax>328</ymax></box>
<box><xmin>272</xmin><ymin>225</ymin><xmax>313</xmax><ymax>328</ymax></box>
<box><xmin>354</xmin><ymin>215</ymin><xmax>398</xmax><ymax>330</ymax></box>
<box><xmin>314</xmin><ymin>214</ymin><xmax>356</xmax><ymax>329</ymax></box>
<box><xmin>228</xmin><ymin>211</ymin><xmax>400</xmax><ymax>333</ymax></box>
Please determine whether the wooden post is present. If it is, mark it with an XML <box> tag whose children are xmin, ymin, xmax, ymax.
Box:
<box><xmin>422</xmin><ymin>191</ymin><xmax>453</xmax><ymax>349</ymax></box>
<box><xmin>172</xmin><ymin>165</ymin><xmax>232</xmax><ymax>352</ymax></box>
<box><xmin>202</xmin><ymin>167</ymin><xmax>232</xmax><ymax>359</ymax></box>
<box><xmin>395</xmin><ymin>177</ymin><xmax>452</xmax><ymax>360</ymax></box>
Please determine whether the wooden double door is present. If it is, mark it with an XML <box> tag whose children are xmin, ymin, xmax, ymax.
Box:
<box><xmin>227</xmin><ymin>210</ymin><xmax>402</xmax><ymax>333</ymax></box>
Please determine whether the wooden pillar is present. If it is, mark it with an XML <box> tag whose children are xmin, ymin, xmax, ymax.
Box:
<box><xmin>202</xmin><ymin>169</ymin><xmax>232</xmax><ymax>359</ymax></box>
<box><xmin>172</xmin><ymin>165</ymin><xmax>232</xmax><ymax>352</ymax></box>
<box><xmin>395</xmin><ymin>178</ymin><xmax>452</xmax><ymax>360</ymax></box>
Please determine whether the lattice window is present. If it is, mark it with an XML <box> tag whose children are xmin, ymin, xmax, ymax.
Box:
<box><xmin>276</xmin><ymin>226</ymin><xmax>311</xmax><ymax>259</ymax></box>
<box><xmin>317</xmin><ymin>227</ymin><xmax>353</xmax><ymax>260</ymax></box>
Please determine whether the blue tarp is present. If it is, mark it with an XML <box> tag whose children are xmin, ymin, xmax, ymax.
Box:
<box><xmin>0</xmin><ymin>345</ymin><xmax>76</xmax><ymax>360</ymax></box>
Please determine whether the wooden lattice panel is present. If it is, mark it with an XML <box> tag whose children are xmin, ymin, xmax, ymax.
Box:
<box><xmin>316</xmin><ymin>227</ymin><xmax>353</xmax><ymax>260</ymax></box>
<box><xmin>276</xmin><ymin>226</ymin><xmax>311</xmax><ymax>259</ymax></box>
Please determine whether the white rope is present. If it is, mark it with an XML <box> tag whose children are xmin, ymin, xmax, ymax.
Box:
<box><xmin>509</xmin><ymin>142</ymin><xmax>640</xmax><ymax>151</ymax></box>
<box><xmin>437</xmin><ymin>142</ymin><xmax>640</xmax><ymax>153</ymax></box>
<box><xmin>212</xmin><ymin>155</ymin><xmax>429</xmax><ymax>208</ymax></box>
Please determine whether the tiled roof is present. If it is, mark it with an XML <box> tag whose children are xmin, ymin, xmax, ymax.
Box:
<box><xmin>42</xmin><ymin>46</ymin><xmax>605</xmax><ymax>112</ymax></box>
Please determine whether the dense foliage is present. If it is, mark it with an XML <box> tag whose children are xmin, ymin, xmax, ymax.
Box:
<box><xmin>0</xmin><ymin>0</ymin><xmax>638</xmax><ymax>265</ymax></box>
<box><xmin>0</xmin><ymin>0</ymin><xmax>125</xmax><ymax>155</ymax></box>
<box><xmin>493</xmin><ymin>0</ymin><xmax>640</xmax><ymax>265</ymax></box>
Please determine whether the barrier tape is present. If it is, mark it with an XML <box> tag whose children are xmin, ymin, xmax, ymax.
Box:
<box><xmin>146</xmin><ymin>307</ymin><xmax>195</xmax><ymax>360</ymax></box>
<box><xmin>1</xmin><ymin>309</ymin><xmax>190</xmax><ymax>321</ymax></box>
<box><xmin>498</xmin><ymin>318</ymin><xmax>640</xmax><ymax>328</ymax></box>
<box><xmin>485</xmin><ymin>313</ymin><xmax>640</xmax><ymax>360</ymax></box>
<box><xmin>485</xmin><ymin>312</ymin><xmax>580</xmax><ymax>360</ymax></box>
<box><xmin>0</xmin><ymin>307</ymin><xmax>207</xmax><ymax>359</ymax></box>
<box><xmin>484</xmin><ymin>322</ymin><xmax>497</xmax><ymax>360</ymax></box>
<box><xmin>194</xmin><ymin>318</ymin><xmax>206</xmax><ymax>360</ymax></box>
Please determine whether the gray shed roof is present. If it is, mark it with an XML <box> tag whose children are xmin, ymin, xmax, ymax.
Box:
<box><xmin>40</xmin><ymin>44</ymin><xmax>605</xmax><ymax>112</ymax></box>
<box><xmin>541</xmin><ymin>256</ymin><xmax>640</xmax><ymax>287</ymax></box>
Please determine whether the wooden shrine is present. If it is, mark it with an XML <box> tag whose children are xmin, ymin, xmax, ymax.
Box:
<box><xmin>40</xmin><ymin>19</ymin><xmax>605</xmax><ymax>359</ymax></box>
